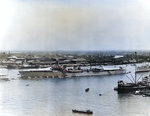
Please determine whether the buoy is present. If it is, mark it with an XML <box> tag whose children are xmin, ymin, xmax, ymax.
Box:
<box><xmin>85</xmin><ymin>88</ymin><xmax>89</xmax><ymax>92</ymax></box>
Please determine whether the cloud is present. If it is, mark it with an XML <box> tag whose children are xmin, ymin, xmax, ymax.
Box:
<box><xmin>1</xmin><ymin>0</ymin><xmax>150</xmax><ymax>51</ymax></box>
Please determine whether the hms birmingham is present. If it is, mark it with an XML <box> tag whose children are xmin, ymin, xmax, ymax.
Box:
<box><xmin>64</xmin><ymin>65</ymin><xmax>126</xmax><ymax>77</ymax></box>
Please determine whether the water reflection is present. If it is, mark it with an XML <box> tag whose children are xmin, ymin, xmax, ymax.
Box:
<box><xmin>118</xmin><ymin>94</ymin><xmax>132</xmax><ymax>100</ymax></box>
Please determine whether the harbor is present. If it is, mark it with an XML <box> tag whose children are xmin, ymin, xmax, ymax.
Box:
<box><xmin>2</xmin><ymin>52</ymin><xmax>150</xmax><ymax>116</ymax></box>
<box><xmin>0</xmin><ymin>52</ymin><xmax>128</xmax><ymax>79</ymax></box>
<box><xmin>1</xmin><ymin>0</ymin><xmax>150</xmax><ymax>115</ymax></box>
<box><xmin>0</xmin><ymin>64</ymin><xmax>150</xmax><ymax>116</ymax></box>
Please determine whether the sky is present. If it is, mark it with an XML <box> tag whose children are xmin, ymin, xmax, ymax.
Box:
<box><xmin>0</xmin><ymin>0</ymin><xmax>150</xmax><ymax>51</ymax></box>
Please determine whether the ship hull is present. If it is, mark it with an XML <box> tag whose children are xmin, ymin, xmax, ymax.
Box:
<box><xmin>114</xmin><ymin>86</ymin><xmax>150</xmax><ymax>93</ymax></box>
<box><xmin>66</xmin><ymin>69</ymin><xmax>126</xmax><ymax>77</ymax></box>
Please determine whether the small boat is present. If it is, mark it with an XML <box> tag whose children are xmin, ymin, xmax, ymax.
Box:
<box><xmin>72</xmin><ymin>109</ymin><xmax>93</xmax><ymax>114</ymax></box>
<box><xmin>0</xmin><ymin>75</ymin><xmax>10</xmax><ymax>81</ymax></box>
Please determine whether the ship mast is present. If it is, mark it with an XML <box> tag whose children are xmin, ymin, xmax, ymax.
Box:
<box><xmin>135</xmin><ymin>52</ymin><xmax>137</xmax><ymax>84</ymax></box>
<box><xmin>135</xmin><ymin>65</ymin><xmax>143</xmax><ymax>84</ymax></box>
<box><xmin>135</xmin><ymin>65</ymin><xmax>137</xmax><ymax>84</ymax></box>
<box><xmin>126</xmin><ymin>65</ymin><xmax>137</xmax><ymax>84</ymax></box>
<box><xmin>126</xmin><ymin>62</ymin><xmax>143</xmax><ymax>85</ymax></box>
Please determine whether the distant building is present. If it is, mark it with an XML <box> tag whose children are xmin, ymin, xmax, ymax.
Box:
<box><xmin>72</xmin><ymin>58</ymin><xmax>87</xmax><ymax>64</ymax></box>
<box><xmin>114</xmin><ymin>55</ymin><xmax>123</xmax><ymax>59</ymax></box>
<box><xmin>129</xmin><ymin>59</ymin><xmax>136</xmax><ymax>63</ymax></box>
<box><xmin>8</xmin><ymin>56</ymin><xmax>17</xmax><ymax>59</ymax></box>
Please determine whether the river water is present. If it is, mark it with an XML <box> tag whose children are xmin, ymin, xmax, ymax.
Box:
<box><xmin>0</xmin><ymin>64</ymin><xmax>150</xmax><ymax>116</ymax></box>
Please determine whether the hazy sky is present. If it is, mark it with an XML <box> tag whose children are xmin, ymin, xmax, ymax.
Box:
<box><xmin>0</xmin><ymin>0</ymin><xmax>150</xmax><ymax>51</ymax></box>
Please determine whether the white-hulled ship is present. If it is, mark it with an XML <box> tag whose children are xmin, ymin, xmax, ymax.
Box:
<box><xmin>136</xmin><ymin>63</ymin><xmax>150</xmax><ymax>73</ymax></box>
<box><xmin>65</xmin><ymin>66</ymin><xmax>126</xmax><ymax>77</ymax></box>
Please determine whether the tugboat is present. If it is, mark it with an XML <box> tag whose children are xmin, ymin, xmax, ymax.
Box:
<box><xmin>114</xmin><ymin>66</ymin><xmax>150</xmax><ymax>93</ymax></box>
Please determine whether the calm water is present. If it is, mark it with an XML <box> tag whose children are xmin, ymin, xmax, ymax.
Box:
<box><xmin>0</xmin><ymin>64</ymin><xmax>150</xmax><ymax>116</ymax></box>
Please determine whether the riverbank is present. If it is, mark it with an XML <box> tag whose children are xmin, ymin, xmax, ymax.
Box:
<box><xmin>1</xmin><ymin>51</ymin><xmax>150</xmax><ymax>70</ymax></box>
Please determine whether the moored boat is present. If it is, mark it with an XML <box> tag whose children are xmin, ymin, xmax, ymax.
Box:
<box><xmin>114</xmin><ymin>80</ymin><xmax>150</xmax><ymax>93</ymax></box>
<box><xmin>0</xmin><ymin>75</ymin><xmax>10</xmax><ymax>81</ymax></box>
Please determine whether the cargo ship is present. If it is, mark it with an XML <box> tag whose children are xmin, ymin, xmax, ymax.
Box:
<box><xmin>114</xmin><ymin>67</ymin><xmax>150</xmax><ymax>93</ymax></box>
